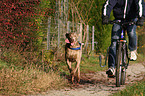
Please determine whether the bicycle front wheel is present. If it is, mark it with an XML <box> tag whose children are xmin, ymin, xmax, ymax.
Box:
<box><xmin>121</xmin><ymin>43</ymin><xmax>127</xmax><ymax>85</ymax></box>
<box><xmin>121</xmin><ymin>68</ymin><xmax>126</xmax><ymax>85</ymax></box>
<box><xmin>116</xmin><ymin>42</ymin><xmax>122</xmax><ymax>87</ymax></box>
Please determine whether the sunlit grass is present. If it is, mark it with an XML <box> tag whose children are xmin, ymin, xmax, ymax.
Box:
<box><xmin>0</xmin><ymin>61</ymin><xmax>67</xmax><ymax>95</ymax></box>
<box><xmin>113</xmin><ymin>79</ymin><xmax>145</xmax><ymax>96</ymax></box>
<box><xmin>58</xmin><ymin>54</ymin><xmax>108</xmax><ymax>75</ymax></box>
<box><xmin>80</xmin><ymin>54</ymin><xmax>108</xmax><ymax>73</ymax></box>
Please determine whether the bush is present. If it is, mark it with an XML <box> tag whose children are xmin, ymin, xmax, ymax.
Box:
<box><xmin>0</xmin><ymin>0</ymin><xmax>54</xmax><ymax>51</ymax></box>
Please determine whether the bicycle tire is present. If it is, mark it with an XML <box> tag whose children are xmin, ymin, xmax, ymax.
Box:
<box><xmin>121</xmin><ymin>44</ymin><xmax>127</xmax><ymax>85</ymax></box>
<box><xmin>116</xmin><ymin>42</ymin><xmax>122</xmax><ymax>87</ymax></box>
<box><xmin>121</xmin><ymin>68</ymin><xmax>126</xmax><ymax>85</ymax></box>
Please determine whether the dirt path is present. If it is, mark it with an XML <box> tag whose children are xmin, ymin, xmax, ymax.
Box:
<box><xmin>35</xmin><ymin>63</ymin><xmax>145</xmax><ymax>96</ymax></box>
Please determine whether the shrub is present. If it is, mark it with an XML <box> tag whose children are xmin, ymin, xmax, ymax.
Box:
<box><xmin>0</xmin><ymin>0</ymin><xmax>54</xmax><ymax>51</ymax></box>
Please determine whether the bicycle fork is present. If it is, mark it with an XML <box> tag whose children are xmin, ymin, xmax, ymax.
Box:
<box><xmin>120</xmin><ymin>29</ymin><xmax>129</xmax><ymax>69</ymax></box>
<box><xmin>117</xmin><ymin>40</ymin><xmax>129</xmax><ymax>69</ymax></box>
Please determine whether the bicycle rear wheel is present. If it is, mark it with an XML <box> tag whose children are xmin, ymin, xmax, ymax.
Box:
<box><xmin>116</xmin><ymin>42</ymin><xmax>122</xmax><ymax>87</ymax></box>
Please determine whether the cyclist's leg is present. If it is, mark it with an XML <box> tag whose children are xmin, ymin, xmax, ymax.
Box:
<box><xmin>107</xmin><ymin>23</ymin><xmax>121</xmax><ymax>76</ymax></box>
<box><xmin>127</xmin><ymin>18</ymin><xmax>137</xmax><ymax>60</ymax></box>
<box><xmin>127</xmin><ymin>21</ymin><xmax>137</xmax><ymax>51</ymax></box>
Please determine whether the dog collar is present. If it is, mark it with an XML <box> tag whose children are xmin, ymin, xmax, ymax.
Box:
<box><xmin>69</xmin><ymin>43</ymin><xmax>81</xmax><ymax>50</ymax></box>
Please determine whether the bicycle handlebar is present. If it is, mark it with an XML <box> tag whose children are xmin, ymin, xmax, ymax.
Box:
<box><xmin>109</xmin><ymin>20</ymin><xmax>136</xmax><ymax>25</ymax></box>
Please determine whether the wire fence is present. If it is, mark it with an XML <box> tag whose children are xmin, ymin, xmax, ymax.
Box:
<box><xmin>43</xmin><ymin>17</ymin><xmax>97</xmax><ymax>53</ymax></box>
<box><xmin>40</xmin><ymin>0</ymin><xmax>98</xmax><ymax>58</ymax></box>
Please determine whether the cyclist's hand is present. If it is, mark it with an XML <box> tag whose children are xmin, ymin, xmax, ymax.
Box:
<box><xmin>136</xmin><ymin>17</ymin><xmax>144</xmax><ymax>26</ymax></box>
<box><xmin>102</xmin><ymin>16</ymin><xmax>109</xmax><ymax>25</ymax></box>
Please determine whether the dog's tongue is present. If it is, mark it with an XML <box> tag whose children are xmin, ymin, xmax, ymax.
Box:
<box><xmin>65</xmin><ymin>39</ymin><xmax>74</xmax><ymax>46</ymax></box>
<box><xmin>65</xmin><ymin>39</ymin><xmax>70</xmax><ymax>43</ymax></box>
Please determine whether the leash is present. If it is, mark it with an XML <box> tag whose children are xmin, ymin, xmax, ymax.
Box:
<box><xmin>99</xmin><ymin>47</ymin><xmax>110</xmax><ymax>67</ymax></box>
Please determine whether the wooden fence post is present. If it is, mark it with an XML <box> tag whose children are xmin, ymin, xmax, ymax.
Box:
<box><xmin>92</xmin><ymin>26</ymin><xmax>95</xmax><ymax>51</ymax></box>
<box><xmin>80</xmin><ymin>23</ymin><xmax>82</xmax><ymax>43</ymax></box>
<box><xmin>86</xmin><ymin>25</ymin><xmax>89</xmax><ymax>53</ymax></box>
<box><xmin>67</xmin><ymin>21</ymin><xmax>70</xmax><ymax>33</ymax></box>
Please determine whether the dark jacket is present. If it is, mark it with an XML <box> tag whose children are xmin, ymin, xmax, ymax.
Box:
<box><xmin>102</xmin><ymin>0</ymin><xmax>145</xmax><ymax>20</ymax></box>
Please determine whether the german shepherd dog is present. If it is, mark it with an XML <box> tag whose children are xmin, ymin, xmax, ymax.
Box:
<box><xmin>65</xmin><ymin>32</ymin><xmax>82</xmax><ymax>84</ymax></box>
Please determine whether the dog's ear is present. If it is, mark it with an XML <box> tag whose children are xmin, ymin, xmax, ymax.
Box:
<box><xmin>65</xmin><ymin>33</ymin><xmax>69</xmax><ymax>38</ymax></box>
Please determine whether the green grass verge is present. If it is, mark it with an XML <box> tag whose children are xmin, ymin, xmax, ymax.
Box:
<box><xmin>58</xmin><ymin>53</ymin><xmax>145</xmax><ymax>75</ymax></box>
<box><xmin>113</xmin><ymin>79</ymin><xmax>145</xmax><ymax>96</ymax></box>
<box><xmin>57</xmin><ymin>54</ymin><xmax>108</xmax><ymax>75</ymax></box>
<box><xmin>80</xmin><ymin>54</ymin><xmax>108</xmax><ymax>73</ymax></box>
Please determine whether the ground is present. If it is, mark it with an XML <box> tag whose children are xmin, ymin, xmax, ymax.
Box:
<box><xmin>30</xmin><ymin>62</ymin><xmax>145</xmax><ymax>96</ymax></box>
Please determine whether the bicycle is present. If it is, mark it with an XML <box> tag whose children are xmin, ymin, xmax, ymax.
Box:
<box><xmin>109</xmin><ymin>20</ymin><xmax>136</xmax><ymax>87</ymax></box>
<box><xmin>99</xmin><ymin>20</ymin><xmax>136</xmax><ymax>87</ymax></box>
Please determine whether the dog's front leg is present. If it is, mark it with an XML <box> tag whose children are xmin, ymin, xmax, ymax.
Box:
<box><xmin>77</xmin><ymin>65</ymin><xmax>80</xmax><ymax>84</ymax></box>
<box><xmin>76</xmin><ymin>60</ymin><xmax>80</xmax><ymax>84</ymax></box>
<box><xmin>71</xmin><ymin>60</ymin><xmax>80</xmax><ymax>84</ymax></box>
<box><xmin>67</xmin><ymin>59</ymin><xmax>75</xmax><ymax>84</ymax></box>
<box><xmin>66</xmin><ymin>59</ymin><xmax>72</xmax><ymax>73</ymax></box>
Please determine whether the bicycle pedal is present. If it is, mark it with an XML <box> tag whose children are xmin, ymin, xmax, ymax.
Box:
<box><xmin>108</xmin><ymin>75</ymin><xmax>115</xmax><ymax>78</ymax></box>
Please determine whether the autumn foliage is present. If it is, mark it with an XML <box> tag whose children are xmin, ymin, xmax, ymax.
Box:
<box><xmin>0</xmin><ymin>0</ymin><xmax>53</xmax><ymax>50</ymax></box>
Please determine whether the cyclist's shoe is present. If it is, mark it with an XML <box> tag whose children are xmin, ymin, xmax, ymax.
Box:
<box><xmin>130</xmin><ymin>50</ymin><xmax>137</xmax><ymax>61</ymax></box>
<box><xmin>106</xmin><ymin>67</ymin><xmax>115</xmax><ymax>78</ymax></box>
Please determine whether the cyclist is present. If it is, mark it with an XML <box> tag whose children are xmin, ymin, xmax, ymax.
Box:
<box><xmin>102</xmin><ymin>0</ymin><xmax>145</xmax><ymax>77</ymax></box>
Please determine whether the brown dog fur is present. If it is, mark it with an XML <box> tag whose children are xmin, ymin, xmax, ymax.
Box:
<box><xmin>65</xmin><ymin>32</ymin><xmax>82</xmax><ymax>84</ymax></box>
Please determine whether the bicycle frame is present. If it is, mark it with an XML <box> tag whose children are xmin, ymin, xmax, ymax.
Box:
<box><xmin>117</xmin><ymin>26</ymin><xmax>129</xmax><ymax>67</ymax></box>
<box><xmin>110</xmin><ymin>20</ymin><xmax>135</xmax><ymax>66</ymax></box>
<box><xmin>99</xmin><ymin>20</ymin><xmax>132</xmax><ymax>68</ymax></box>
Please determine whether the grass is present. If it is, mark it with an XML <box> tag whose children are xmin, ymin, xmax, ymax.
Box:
<box><xmin>0</xmin><ymin>60</ymin><xmax>67</xmax><ymax>95</ymax></box>
<box><xmin>57</xmin><ymin>54</ymin><xmax>108</xmax><ymax>75</ymax></box>
<box><xmin>80</xmin><ymin>54</ymin><xmax>108</xmax><ymax>73</ymax></box>
<box><xmin>113</xmin><ymin>79</ymin><xmax>145</xmax><ymax>96</ymax></box>
<box><xmin>58</xmin><ymin>53</ymin><xmax>144</xmax><ymax>75</ymax></box>
<box><xmin>0</xmin><ymin>49</ymin><xmax>144</xmax><ymax>95</ymax></box>
<box><xmin>0</xmin><ymin>48</ymin><xmax>68</xmax><ymax>95</ymax></box>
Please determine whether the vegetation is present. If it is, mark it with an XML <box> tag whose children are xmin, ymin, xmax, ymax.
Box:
<box><xmin>57</xmin><ymin>54</ymin><xmax>108</xmax><ymax>75</ymax></box>
<box><xmin>1</xmin><ymin>0</ymin><xmax>49</xmax><ymax>49</ymax></box>
<box><xmin>113</xmin><ymin>79</ymin><xmax>145</xmax><ymax>96</ymax></box>
<box><xmin>0</xmin><ymin>60</ymin><xmax>67</xmax><ymax>95</ymax></box>
<box><xmin>0</xmin><ymin>0</ymin><xmax>145</xmax><ymax>95</ymax></box>
<box><xmin>0</xmin><ymin>0</ymin><xmax>65</xmax><ymax>95</ymax></box>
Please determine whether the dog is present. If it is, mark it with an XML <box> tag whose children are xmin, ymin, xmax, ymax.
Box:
<box><xmin>65</xmin><ymin>32</ymin><xmax>82</xmax><ymax>84</ymax></box>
